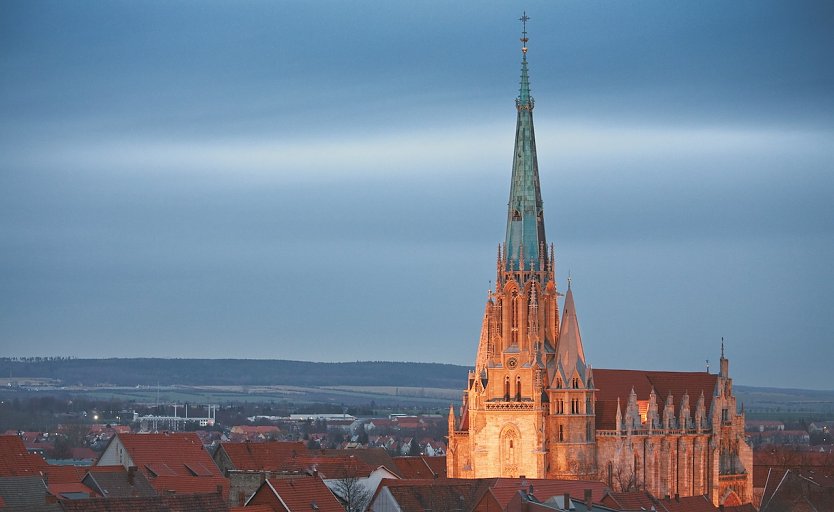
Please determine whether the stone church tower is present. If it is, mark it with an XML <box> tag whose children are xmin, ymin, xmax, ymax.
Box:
<box><xmin>447</xmin><ymin>18</ymin><xmax>753</xmax><ymax>507</ymax></box>
<box><xmin>446</xmin><ymin>20</ymin><xmax>596</xmax><ymax>481</ymax></box>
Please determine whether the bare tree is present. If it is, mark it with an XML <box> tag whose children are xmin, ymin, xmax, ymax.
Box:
<box><xmin>332</xmin><ymin>465</ymin><xmax>373</xmax><ymax>512</ymax></box>
<box><xmin>608</xmin><ymin>460</ymin><xmax>641</xmax><ymax>492</ymax></box>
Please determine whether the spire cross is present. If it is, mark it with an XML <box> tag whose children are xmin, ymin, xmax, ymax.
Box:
<box><xmin>519</xmin><ymin>12</ymin><xmax>530</xmax><ymax>53</ymax></box>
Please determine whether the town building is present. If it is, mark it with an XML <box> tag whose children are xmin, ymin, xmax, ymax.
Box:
<box><xmin>97</xmin><ymin>432</ymin><xmax>229</xmax><ymax>499</ymax></box>
<box><xmin>447</xmin><ymin>19</ymin><xmax>753</xmax><ymax>508</ymax></box>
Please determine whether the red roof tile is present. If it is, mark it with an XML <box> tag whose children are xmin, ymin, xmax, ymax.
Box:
<box><xmin>219</xmin><ymin>441</ymin><xmax>307</xmax><ymax>472</ymax></box>
<box><xmin>48</xmin><ymin>482</ymin><xmax>96</xmax><ymax>498</ymax></box>
<box><xmin>656</xmin><ymin>494</ymin><xmax>719</xmax><ymax>512</ymax></box>
<box><xmin>373</xmin><ymin>478</ymin><xmax>491</xmax><ymax>512</ymax></box>
<box><xmin>319</xmin><ymin>447</ymin><xmax>399</xmax><ymax>475</ymax></box>
<box><xmin>42</xmin><ymin>465</ymin><xmax>90</xmax><ymax>484</ymax></box>
<box><xmin>231</xmin><ymin>506</ymin><xmax>272</xmax><ymax>512</ymax></box>
<box><xmin>603</xmin><ymin>491</ymin><xmax>721</xmax><ymax>512</ymax></box>
<box><xmin>112</xmin><ymin>433</ymin><xmax>221</xmax><ymax>478</ymax></box>
<box><xmin>257</xmin><ymin>476</ymin><xmax>343</xmax><ymax>512</ymax></box>
<box><xmin>593</xmin><ymin>369</ymin><xmax>718</xmax><ymax>430</ymax></box>
<box><xmin>392</xmin><ymin>456</ymin><xmax>437</xmax><ymax>479</ymax></box>
<box><xmin>0</xmin><ymin>435</ymin><xmax>47</xmax><ymax>476</ymax></box>
<box><xmin>150</xmin><ymin>474</ymin><xmax>228</xmax><ymax>497</ymax></box>
<box><xmin>286</xmin><ymin>454</ymin><xmax>373</xmax><ymax>479</ymax></box>
<box><xmin>59</xmin><ymin>493</ymin><xmax>229</xmax><ymax>512</ymax></box>
<box><xmin>422</xmin><ymin>456</ymin><xmax>447</xmax><ymax>479</ymax></box>
<box><xmin>489</xmin><ymin>478</ymin><xmax>608</xmax><ymax>508</ymax></box>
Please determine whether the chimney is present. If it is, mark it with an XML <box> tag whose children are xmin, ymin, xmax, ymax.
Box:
<box><xmin>584</xmin><ymin>488</ymin><xmax>592</xmax><ymax>510</ymax></box>
<box><xmin>216</xmin><ymin>484</ymin><xmax>223</xmax><ymax>495</ymax></box>
<box><xmin>563</xmin><ymin>492</ymin><xmax>570</xmax><ymax>510</ymax></box>
<box><xmin>127</xmin><ymin>466</ymin><xmax>136</xmax><ymax>485</ymax></box>
<box><xmin>675</xmin><ymin>493</ymin><xmax>679</xmax><ymax>502</ymax></box>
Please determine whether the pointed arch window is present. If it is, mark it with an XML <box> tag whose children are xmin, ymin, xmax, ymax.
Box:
<box><xmin>510</xmin><ymin>291</ymin><xmax>520</xmax><ymax>346</ymax></box>
<box><xmin>515</xmin><ymin>376</ymin><xmax>522</xmax><ymax>401</ymax></box>
<box><xmin>504</xmin><ymin>377</ymin><xmax>510</xmax><ymax>401</ymax></box>
<box><xmin>512</xmin><ymin>209</ymin><xmax>521</xmax><ymax>221</ymax></box>
<box><xmin>500</xmin><ymin>426</ymin><xmax>520</xmax><ymax>474</ymax></box>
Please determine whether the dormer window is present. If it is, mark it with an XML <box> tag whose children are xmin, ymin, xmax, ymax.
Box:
<box><xmin>572</xmin><ymin>377</ymin><xmax>579</xmax><ymax>389</ymax></box>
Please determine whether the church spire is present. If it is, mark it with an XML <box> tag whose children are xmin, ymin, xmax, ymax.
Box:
<box><xmin>556</xmin><ymin>280</ymin><xmax>587</xmax><ymax>382</ymax></box>
<box><xmin>505</xmin><ymin>12</ymin><xmax>546</xmax><ymax>272</ymax></box>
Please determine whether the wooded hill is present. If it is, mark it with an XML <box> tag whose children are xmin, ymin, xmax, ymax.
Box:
<box><xmin>0</xmin><ymin>358</ymin><xmax>469</xmax><ymax>389</ymax></box>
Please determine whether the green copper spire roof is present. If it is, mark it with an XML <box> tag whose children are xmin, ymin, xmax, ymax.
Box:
<box><xmin>505</xmin><ymin>14</ymin><xmax>546</xmax><ymax>271</ymax></box>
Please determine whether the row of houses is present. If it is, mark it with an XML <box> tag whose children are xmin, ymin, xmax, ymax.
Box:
<box><xmin>0</xmin><ymin>432</ymin><xmax>780</xmax><ymax>511</ymax></box>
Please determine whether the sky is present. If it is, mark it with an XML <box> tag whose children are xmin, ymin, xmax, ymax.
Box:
<box><xmin>1</xmin><ymin>1</ymin><xmax>833</xmax><ymax>390</ymax></box>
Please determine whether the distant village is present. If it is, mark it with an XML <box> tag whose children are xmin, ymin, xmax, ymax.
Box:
<box><xmin>0</xmin><ymin>394</ymin><xmax>831</xmax><ymax>511</ymax></box>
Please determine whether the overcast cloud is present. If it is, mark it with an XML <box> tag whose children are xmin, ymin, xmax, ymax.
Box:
<box><xmin>1</xmin><ymin>1</ymin><xmax>833</xmax><ymax>389</ymax></box>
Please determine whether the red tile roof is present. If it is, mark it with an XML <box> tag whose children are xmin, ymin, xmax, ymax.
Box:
<box><xmin>70</xmin><ymin>447</ymin><xmax>99</xmax><ymax>460</ymax></box>
<box><xmin>151</xmin><ymin>475</ymin><xmax>229</xmax><ymax>497</ymax></box>
<box><xmin>42</xmin><ymin>465</ymin><xmax>90</xmax><ymax>484</ymax></box>
<box><xmin>231</xmin><ymin>506</ymin><xmax>272</xmax><ymax>512</ymax></box>
<box><xmin>487</xmin><ymin>478</ymin><xmax>608</xmax><ymax>508</ymax></box>
<box><xmin>422</xmin><ymin>456</ymin><xmax>446</xmax><ymax>479</ymax></box>
<box><xmin>372</xmin><ymin>478</ymin><xmax>491</xmax><ymax>512</ymax></box>
<box><xmin>219</xmin><ymin>441</ymin><xmax>307</xmax><ymax>472</ymax></box>
<box><xmin>392</xmin><ymin>456</ymin><xmax>440</xmax><ymax>479</ymax></box>
<box><xmin>58</xmin><ymin>493</ymin><xmax>229</xmax><ymax>512</ymax></box>
<box><xmin>105</xmin><ymin>433</ymin><xmax>226</xmax><ymax>499</ymax></box>
<box><xmin>0</xmin><ymin>435</ymin><xmax>47</xmax><ymax>476</ymax></box>
<box><xmin>602</xmin><ymin>491</ymin><xmax>654</xmax><ymax>510</ymax></box>
<box><xmin>48</xmin><ymin>481</ymin><xmax>96</xmax><ymax>498</ymax></box>
<box><xmin>319</xmin><ymin>447</ymin><xmax>399</xmax><ymax>475</ymax></box>
<box><xmin>255</xmin><ymin>476</ymin><xmax>343</xmax><ymax>512</ymax></box>
<box><xmin>656</xmin><ymin>494</ymin><xmax>719</xmax><ymax>512</ymax></box>
<box><xmin>287</xmin><ymin>454</ymin><xmax>373</xmax><ymax>479</ymax></box>
<box><xmin>113</xmin><ymin>433</ymin><xmax>221</xmax><ymax>478</ymax></box>
<box><xmin>602</xmin><ymin>491</ymin><xmax>721</xmax><ymax>511</ymax></box>
<box><xmin>593</xmin><ymin>369</ymin><xmax>718</xmax><ymax>430</ymax></box>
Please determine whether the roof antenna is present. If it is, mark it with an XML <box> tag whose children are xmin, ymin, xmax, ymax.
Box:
<box><xmin>705</xmin><ymin>359</ymin><xmax>710</xmax><ymax>373</ymax></box>
<box><xmin>721</xmin><ymin>337</ymin><xmax>725</xmax><ymax>358</ymax></box>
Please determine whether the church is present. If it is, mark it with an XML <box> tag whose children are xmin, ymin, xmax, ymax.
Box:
<box><xmin>446</xmin><ymin>20</ymin><xmax>753</xmax><ymax>508</ymax></box>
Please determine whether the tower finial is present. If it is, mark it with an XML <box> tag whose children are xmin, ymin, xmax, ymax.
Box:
<box><xmin>519</xmin><ymin>11</ymin><xmax>530</xmax><ymax>54</ymax></box>
<box><xmin>721</xmin><ymin>337</ymin><xmax>725</xmax><ymax>358</ymax></box>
